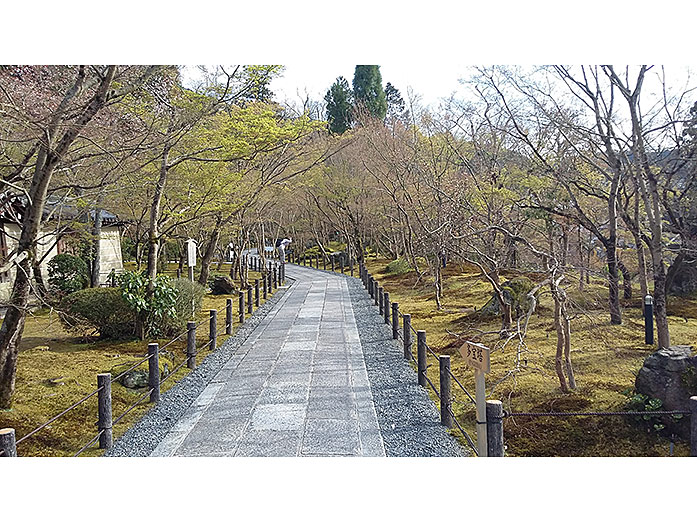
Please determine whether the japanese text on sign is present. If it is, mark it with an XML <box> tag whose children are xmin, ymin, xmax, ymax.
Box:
<box><xmin>458</xmin><ymin>341</ymin><xmax>491</xmax><ymax>373</ymax></box>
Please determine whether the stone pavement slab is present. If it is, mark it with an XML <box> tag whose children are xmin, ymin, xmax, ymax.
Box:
<box><xmin>151</xmin><ymin>262</ymin><xmax>386</xmax><ymax>457</ymax></box>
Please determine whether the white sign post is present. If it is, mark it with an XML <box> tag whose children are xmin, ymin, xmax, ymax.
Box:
<box><xmin>186</xmin><ymin>239</ymin><xmax>197</xmax><ymax>283</ymax></box>
<box><xmin>458</xmin><ymin>341</ymin><xmax>491</xmax><ymax>457</ymax></box>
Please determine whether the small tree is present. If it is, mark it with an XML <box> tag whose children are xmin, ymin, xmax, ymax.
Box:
<box><xmin>47</xmin><ymin>253</ymin><xmax>89</xmax><ymax>295</ymax></box>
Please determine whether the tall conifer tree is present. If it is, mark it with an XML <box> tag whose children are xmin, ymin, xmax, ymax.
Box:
<box><xmin>352</xmin><ymin>65</ymin><xmax>387</xmax><ymax>120</ymax></box>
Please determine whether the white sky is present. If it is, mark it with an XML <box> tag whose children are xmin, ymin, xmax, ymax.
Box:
<box><xmin>269</xmin><ymin>63</ymin><xmax>466</xmax><ymax>109</ymax></box>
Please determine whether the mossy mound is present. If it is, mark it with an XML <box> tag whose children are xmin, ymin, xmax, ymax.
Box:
<box><xmin>478</xmin><ymin>276</ymin><xmax>536</xmax><ymax>317</ymax></box>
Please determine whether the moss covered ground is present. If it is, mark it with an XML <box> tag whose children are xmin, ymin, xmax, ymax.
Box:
<box><xmin>0</xmin><ymin>262</ymin><xmax>276</xmax><ymax>457</ymax></box>
<box><xmin>363</xmin><ymin>256</ymin><xmax>697</xmax><ymax>457</ymax></box>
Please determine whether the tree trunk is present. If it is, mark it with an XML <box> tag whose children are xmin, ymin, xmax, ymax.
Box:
<box><xmin>617</xmin><ymin>259</ymin><xmax>632</xmax><ymax>299</ymax></box>
<box><xmin>553</xmin><ymin>289</ymin><xmax>570</xmax><ymax>393</ymax></box>
<box><xmin>198</xmin><ymin>217</ymin><xmax>222</xmax><ymax>286</ymax></box>
<box><xmin>91</xmin><ymin>201</ymin><xmax>104</xmax><ymax>287</ymax></box>
<box><xmin>0</xmin><ymin>66</ymin><xmax>118</xmax><ymax>408</ymax></box>
<box><xmin>606</xmin><ymin>241</ymin><xmax>622</xmax><ymax>324</ymax></box>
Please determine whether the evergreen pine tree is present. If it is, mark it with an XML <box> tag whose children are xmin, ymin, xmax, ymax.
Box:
<box><xmin>324</xmin><ymin>76</ymin><xmax>353</xmax><ymax>134</ymax></box>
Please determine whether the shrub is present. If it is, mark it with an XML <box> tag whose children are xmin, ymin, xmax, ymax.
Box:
<box><xmin>385</xmin><ymin>257</ymin><xmax>412</xmax><ymax>276</ymax></box>
<box><xmin>59</xmin><ymin>287</ymin><xmax>135</xmax><ymax>339</ymax></box>
<box><xmin>47</xmin><ymin>254</ymin><xmax>89</xmax><ymax>294</ymax></box>
<box><xmin>119</xmin><ymin>271</ymin><xmax>179</xmax><ymax>338</ymax></box>
<box><xmin>163</xmin><ymin>278</ymin><xmax>207</xmax><ymax>335</ymax></box>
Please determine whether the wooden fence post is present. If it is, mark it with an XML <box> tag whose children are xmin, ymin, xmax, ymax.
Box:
<box><xmin>97</xmin><ymin>373</ymin><xmax>113</xmax><ymax>449</ymax></box>
<box><xmin>148</xmin><ymin>342</ymin><xmax>160</xmax><ymax>403</ymax></box>
<box><xmin>0</xmin><ymin>428</ymin><xmax>17</xmax><ymax>457</ymax></box>
<box><xmin>273</xmin><ymin>266</ymin><xmax>278</xmax><ymax>289</ymax></box>
<box><xmin>383</xmin><ymin>291</ymin><xmax>390</xmax><ymax>324</ymax></box>
<box><xmin>417</xmin><ymin>330</ymin><xmax>427</xmax><ymax>387</ymax></box>
<box><xmin>374</xmin><ymin>281</ymin><xmax>379</xmax><ymax>306</ymax></box>
<box><xmin>691</xmin><ymin>396</ymin><xmax>697</xmax><ymax>457</ymax></box>
<box><xmin>247</xmin><ymin>287</ymin><xmax>253</xmax><ymax>314</ymax></box>
<box><xmin>239</xmin><ymin>291</ymin><xmax>245</xmax><ymax>324</ymax></box>
<box><xmin>378</xmin><ymin>286</ymin><xmax>384</xmax><ymax>314</ymax></box>
<box><xmin>209</xmin><ymin>309</ymin><xmax>217</xmax><ymax>350</ymax></box>
<box><xmin>403</xmin><ymin>314</ymin><xmax>412</xmax><ymax>360</ymax></box>
<box><xmin>392</xmin><ymin>302</ymin><xmax>399</xmax><ymax>339</ymax></box>
<box><xmin>331</xmin><ymin>256</ymin><xmax>335</xmax><ymax>271</ymax></box>
<box><xmin>255</xmin><ymin>279</ymin><xmax>260</xmax><ymax>307</ymax></box>
<box><xmin>486</xmin><ymin>400</ymin><xmax>505</xmax><ymax>457</ymax></box>
<box><xmin>263</xmin><ymin>275</ymin><xmax>268</xmax><ymax>299</ymax></box>
<box><xmin>340</xmin><ymin>256</ymin><xmax>344</xmax><ymax>273</ymax></box>
<box><xmin>187</xmin><ymin>321</ymin><xmax>197</xmax><ymax>369</ymax></box>
<box><xmin>316</xmin><ymin>254</ymin><xmax>319</xmax><ymax>269</ymax></box>
<box><xmin>226</xmin><ymin>298</ymin><xmax>233</xmax><ymax>335</ymax></box>
<box><xmin>439</xmin><ymin>356</ymin><xmax>452</xmax><ymax>428</ymax></box>
<box><xmin>368</xmin><ymin>276</ymin><xmax>373</xmax><ymax>297</ymax></box>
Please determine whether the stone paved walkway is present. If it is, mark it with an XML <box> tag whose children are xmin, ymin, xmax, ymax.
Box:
<box><xmin>151</xmin><ymin>263</ymin><xmax>386</xmax><ymax>456</ymax></box>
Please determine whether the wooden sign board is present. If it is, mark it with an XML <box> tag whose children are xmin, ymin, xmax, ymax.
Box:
<box><xmin>186</xmin><ymin>239</ymin><xmax>197</xmax><ymax>267</ymax></box>
<box><xmin>458</xmin><ymin>341</ymin><xmax>491</xmax><ymax>373</ymax></box>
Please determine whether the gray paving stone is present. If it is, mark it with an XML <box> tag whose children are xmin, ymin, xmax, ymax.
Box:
<box><xmin>301</xmin><ymin>419</ymin><xmax>361</xmax><ymax>456</ymax></box>
<box><xmin>250</xmin><ymin>403</ymin><xmax>306</xmax><ymax>430</ymax></box>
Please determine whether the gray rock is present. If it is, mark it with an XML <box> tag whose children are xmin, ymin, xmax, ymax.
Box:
<box><xmin>120</xmin><ymin>370</ymin><xmax>149</xmax><ymax>389</ymax></box>
<box><xmin>635</xmin><ymin>345</ymin><xmax>697</xmax><ymax>436</ymax></box>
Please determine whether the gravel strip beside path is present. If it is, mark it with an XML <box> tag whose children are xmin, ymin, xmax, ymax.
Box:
<box><xmin>105</xmin><ymin>282</ymin><xmax>292</xmax><ymax>457</ymax></box>
<box><xmin>346</xmin><ymin>276</ymin><xmax>467</xmax><ymax>457</ymax></box>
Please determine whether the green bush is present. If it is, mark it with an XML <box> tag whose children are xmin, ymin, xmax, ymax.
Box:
<box><xmin>163</xmin><ymin>278</ymin><xmax>207</xmax><ymax>335</ymax></box>
<box><xmin>119</xmin><ymin>271</ymin><xmax>179</xmax><ymax>338</ymax></box>
<box><xmin>59</xmin><ymin>287</ymin><xmax>135</xmax><ymax>339</ymax></box>
<box><xmin>47</xmin><ymin>254</ymin><xmax>89</xmax><ymax>294</ymax></box>
<box><xmin>385</xmin><ymin>257</ymin><xmax>412</xmax><ymax>276</ymax></box>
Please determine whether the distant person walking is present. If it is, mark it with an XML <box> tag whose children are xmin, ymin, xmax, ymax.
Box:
<box><xmin>277</xmin><ymin>237</ymin><xmax>292</xmax><ymax>263</ymax></box>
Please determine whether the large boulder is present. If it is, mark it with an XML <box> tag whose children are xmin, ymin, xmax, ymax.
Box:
<box><xmin>635</xmin><ymin>345</ymin><xmax>697</xmax><ymax>436</ymax></box>
<box><xmin>211</xmin><ymin>276</ymin><xmax>236</xmax><ymax>295</ymax></box>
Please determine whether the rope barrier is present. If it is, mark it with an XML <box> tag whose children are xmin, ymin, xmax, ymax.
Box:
<box><xmin>446</xmin><ymin>404</ymin><xmax>478</xmax><ymax>456</ymax></box>
<box><xmin>446</xmin><ymin>368</ymin><xmax>476</xmax><ymax>405</ymax></box>
<box><xmin>423</xmin><ymin>374</ymin><xmax>440</xmax><ymax>399</ymax></box>
<box><xmin>160</xmin><ymin>330</ymin><xmax>188</xmax><ymax>351</ymax></box>
<box><xmin>503</xmin><ymin>409</ymin><xmax>691</xmax><ymax>418</ymax></box>
<box><xmin>112</xmin><ymin>388</ymin><xmax>155</xmax><ymax>426</ymax></box>
<box><xmin>73</xmin><ymin>430</ymin><xmax>105</xmax><ymax>457</ymax></box>
<box><xmin>15</xmin><ymin>385</ymin><xmax>105</xmax><ymax>446</ymax></box>
<box><xmin>160</xmin><ymin>358</ymin><xmax>189</xmax><ymax>385</ymax></box>
<box><xmin>111</xmin><ymin>353</ymin><xmax>155</xmax><ymax>383</ymax></box>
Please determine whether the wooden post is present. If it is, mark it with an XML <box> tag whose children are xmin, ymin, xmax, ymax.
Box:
<box><xmin>188</xmin><ymin>265</ymin><xmax>194</xmax><ymax>282</ymax></box>
<box><xmin>226</xmin><ymin>298</ymin><xmax>233</xmax><ymax>335</ymax></box>
<box><xmin>273</xmin><ymin>266</ymin><xmax>278</xmax><ymax>289</ymax></box>
<box><xmin>383</xmin><ymin>291</ymin><xmax>390</xmax><ymax>324</ymax></box>
<box><xmin>263</xmin><ymin>275</ymin><xmax>268</xmax><ymax>299</ymax></box>
<box><xmin>247</xmin><ymin>287</ymin><xmax>253</xmax><ymax>314</ymax></box>
<box><xmin>392</xmin><ymin>302</ymin><xmax>399</xmax><ymax>340</ymax></box>
<box><xmin>486</xmin><ymin>400</ymin><xmax>504</xmax><ymax>457</ymax></box>
<box><xmin>439</xmin><ymin>356</ymin><xmax>452</xmax><ymax>428</ymax></box>
<box><xmin>148</xmin><ymin>343</ymin><xmax>160</xmax><ymax>403</ymax></box>
<box><xmin>176</xmin><ymin>268</ymin><xmax>182</xmax><ymax>278</ymax></box>
<box><xmin>378</xmin><ymin>286</ymin><xmax>384</xmax><ymax>314</ymax></box>
<box><xmin>268</xmin><ymin>272</ymin><xmax>272</xmax><ymax>294</ymax></box>
<box><xmin>368</xmin><ymin>276</ymin><xmax>373</xmax><ymax>297</ymax></box>
<box><xmin>403</xmin><ymin>314</ymin><xmax>412</xmax><ymax>360</ymax></box>
<box><xmin>209</xmin><ymin>309</ymin><xmax>217</xmax><ymax>350</ymax></box>
<box><xmin>475</xmin><ymin>369</ymin><xmax>487</xmax><ymax>457</ymax></box>
<box><xmin>374</xmin><ymin>281</ymin><xmax>379</xmax><ymax>306</ymax></box>
<box><xmin>340</xmin><ymin>256</ymin><xmax>344</xmax><ymax>273</ymax></box>
<box><xmin>97</xmin><ymin>373</ymin><xmax>113</xmax><ymax>449</ymax></box>
<box><xmin>238</xmin><ymin>291</ymin><xmax>245</xmax><ymax>323</ymax></box>
<box><xmin>323</xmin><ymin>256</ymin><xmax>327</xmax><ymax>270</ymax></box>
<box><xmin>331</xmin><ymin>256</ymin><xmax>335</xmax><ymax>271</ymax></box>
<box><xmin>316</xmin><ymin>254</ymin><xmax>319</xmax><ymax>269</ymax></box>
<box><xmin>645</xmin><ymin>294</ymin><xmax>654</xmax><ymax>345</ymax></box>
<box><xmin>187</xmin><ymin>321</ymin><xmax>197</xmax><ymax>369</ymax></box>
<box><xmin>417</xmin><ymin>330</ymin><xmax>427</xmax><ymax>387</ymax></box>
<box><xmin>690</xmin><ymin>396</ymin><xmax>697</xmax><ymax>457</ymax></box>
<box><xmin>255</xmin><ymin>279</ymin><xmax>260</xmax><ymax>307</ymax></box>
<box><xmin>0</xmin><ymin>428</ymin><xmax>17</xmax><ymax>457</ymax></box>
